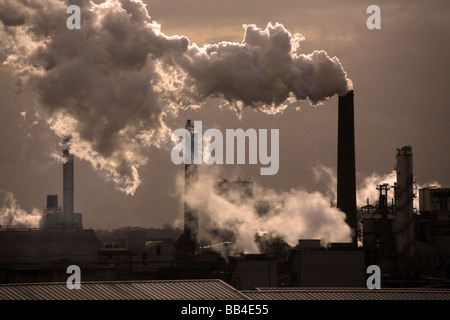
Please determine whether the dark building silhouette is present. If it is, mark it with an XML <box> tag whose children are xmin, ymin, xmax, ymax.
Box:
<box><xmin>337</xmin><ymin>90</ymin><xmax>357</xmax><ymax>248</ymax></box>
<box><xmin>361</xmin><ymin>184</ymin><xmax>396</xmax><ymax>275</ymax></box>
<box><xmin>361</xmin><ymin>145</ymin><xmax>450</xmax><ymax>285</ymax></box>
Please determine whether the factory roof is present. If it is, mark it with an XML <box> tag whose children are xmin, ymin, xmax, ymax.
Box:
<box><xmin>0</xmin><ymin>228</ymin><xmax>98</xmax><ymax>243</ymax></box>
<box><xmin>0</xmin><ymin>279</ymin><xmax>247</xmax><ymax>300</ymax></box>
<box><xmin>1</xmin><ymin>281</ymin><xmax>449</xmax><ymax>300</ymax></box>
<box><xmin>241</xmin><ymin>287</ymin><xmax>450</xmax><ymax>300</ymax></box>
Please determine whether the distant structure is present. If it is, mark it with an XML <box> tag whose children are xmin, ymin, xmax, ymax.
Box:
<box><xmin>337</xmin><ymin>90</ymin><xmax>357</xmax><ymax>248</ymax></box>
<box><xmin>362</xmin><ymin>145</ymin><xmax>450</xmax><ymax>284</ymax></box>
<box><xmin>0</xmin><ymin>137</ymin><xmax>99</xmax><ymax>277</ymax></box>
<box><xmin>175</xmin><ymin>120</ymin><xmax>199</xmax><ymax>254</ymax></box>
<box><xmin>289</xmin><ymin>239</ymin><xmax>365</xmax><ymax>287</ymax></box>
<box><xmin>361</xmin><ymin>184</ymin><xmax>396</xmax><ymax>274</ymax></box>
<box><xmin>362</xmin><ymin>146</ymin><xmax>416</xmax><ymax>279</ymax></box>
<box><xmin>39</xmin><ymin>136</ymin><xmax>82</xmax><ymax>229</ymax></box>
<box><xmin>415</xmin><ymin>186</ymin><xmax>450</xmax><ymax>280</ymax></box>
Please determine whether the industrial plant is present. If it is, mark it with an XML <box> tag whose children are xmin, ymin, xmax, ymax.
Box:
<box><xmin>0</xmin><ymin>91</ymin><xmax>449</xmax><ymax>292</ymax></box>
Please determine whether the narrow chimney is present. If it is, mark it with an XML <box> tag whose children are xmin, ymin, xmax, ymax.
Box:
<box><xmin>63</xmin><ymin>136</ymin><xmax>74</xmax><ymax>215</ymax></box>
<box><xmin>183</xmin><ymin>120</ymin><xmax>198</xmax><ymax>253</ymax></box>
<box><xmin>337</xmin><ymin>90</ymin><xmax>357</xmax><ymax>248</ymax></box>
<box><xmin>394</xmin><ymin>146</ymin><xmax>415</xmax><ymax>276</ymax></box>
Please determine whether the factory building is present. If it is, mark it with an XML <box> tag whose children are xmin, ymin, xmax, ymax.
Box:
<box><xmin>0</xmin><ymin>137</ymin><xmax>99</xmax><ymax>283</ymax></box>
<box><xmin>39</xmin><ymin>136</ymin><xmax>83</xmax><ymax>229</ymax></box>
<box><xmin>362</xmin><ymin>146</ymin><xmax>416</xmax><ymax>281</ymax></box>
<box><xmin>0</xmin><ymin>228</ymin><xmax>99</xmax><ymax>265</ymax></box>
<box><xmin>3</xmin><ymin>90</ymin><xmax>449</xmax><ymax>289</ymax></box>
<box><xmin>360</xmin><ymin>184</ymin><xmax>397</xmax><ymax>275</ymax></box>
<box><xmin>415</xmin><ymin>187</ymin><xmax>450</xmax><ymax>279</ymax></box>
<box><xmin>361</xmin><ymin>146</ymin><xmax>450</xmax><ymax>285</ymax></box>
<box><xmin>230</xmin><ymin>254</ymin><xmax>277</xmax><ymax>290</ymax></box>
<box><xmin>289</xmin><ymin>240</ymin><xmax>365</xmax><ymax>287</ymax></box>
<box><xmin>98</xmin><ymin>230</ymin><xmax>176</xmax><ymax>280</ymax></box>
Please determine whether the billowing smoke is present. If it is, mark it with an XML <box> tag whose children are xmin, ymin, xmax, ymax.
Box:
<box><xmin>181</xmin><ymin>166</ymin><xmax>443</xmax><ymax>255</ymax></box>
<box><xmin>176</xmin><ymin>167</ymin><xmax>353</xmax><ymax>254</ymax></box>
<box><xmin>0</xmin><ymin>0</ymin><xmax>352</xmax><ymax>194</ymax></box>
<box><xmin>175</xmin><ymin>22</ymin><xmax>352</xmax><ymax>112</ymax></box>
<box><xmin>313</xmin><ymin>166</ymin><xmax>397</xmax><ymax>208</ymax></box>
<box><xmin>356</xmin><ymin>170</ymin><xmax>397</xmax><ymax>207</ymax></box>
<box><xmin>0</xmin><ymin>190</ymin><xmax>42</xmax><ymax>228</ymax></box>
<box><xmin>314</xmin><ymin>166</ymin><xmax>442</xmax><ymax>213</ymax></box>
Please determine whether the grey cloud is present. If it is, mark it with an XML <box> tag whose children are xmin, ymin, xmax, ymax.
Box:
<box><xmin>1</xmin><ymin>0</ymin><xmax>351</xmax><ymax>195</ymax></box>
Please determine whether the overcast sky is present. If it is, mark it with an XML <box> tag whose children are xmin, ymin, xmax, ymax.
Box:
<box><xmin>0</xmin><ymin>0</ymin><xmax>449</xmax><ymax>230</ymax></box>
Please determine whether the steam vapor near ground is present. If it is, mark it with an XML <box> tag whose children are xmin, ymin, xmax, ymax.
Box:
<box><xmin>0</xmin><ymin>0</ymin><xmax>352</xmax><ymax>194</ymax></box>
<box><xmin>0</xmin><ymin>190</ymin><xmax>42</xmax><ymax>228</ymax></box>
<box><xmin>176</xmin><ymin>167</ymin><xmax>353</xmax><ymax>254</ymax></box>
<box><xmin>180</xmin><ymin>166</ymin><xmax>442</xmax><ymax>255</ymax></box>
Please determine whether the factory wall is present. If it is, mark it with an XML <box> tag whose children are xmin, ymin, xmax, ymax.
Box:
<box><xmin>0</xmin><ymin>229</ymin><xmax>99</xmax><ymax>264</ymax></box>
<box><xmin>231</xmin><ymin>259</ymin><xmax>277</xmax><ymax>290</ymax></box>
<box><xmin>290</xmin><ymin>249</ymin><xmax>365</xmax><ymax>287</ymax></box>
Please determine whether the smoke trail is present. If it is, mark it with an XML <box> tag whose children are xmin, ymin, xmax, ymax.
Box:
<box><xmin>176</xmin><ymin>167</ymin><xmax>352</xmax><ymax>254</ymax></box>
<box><xmin>0</xmin><ymin>190</ymin><xmax>42</xmax><ymax>228</ymax></box>
<box><xmin>0</xmin><ymin>0</ymin><xmax>352</xmax><ymax>194</ymax></box>
<box><xmin>356</xmin><ymin>170</ymin><xmax>397</xmax><ymax>207</ymax></box>
<box><xmin>175</xmin><ymin>22</ymin><xmax>352</xmax><ymax>112</ymax></box>
<box><xmin>179</xmin><ymin>166</ymin><xmax>443</xmax><ymax>256</ymax></box>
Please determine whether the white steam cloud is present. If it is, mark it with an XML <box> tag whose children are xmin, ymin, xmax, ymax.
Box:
<box><xmin>0</xmin><ymin>190</ymin><xmax>42</xmax><ymax>228</ymax></box>
<box><xmin>177</xmin><ymin>167</ymin><xmax>353</xmax><ymax>254</ymax></box>
<box><xmin>0</xmin><ymin>0</ymin><xmax>352</xmax><ymax>194</ymax></box>
<box><xmin>181</xmin><ymin>166</ymin><xmax>441</xmax><ymax>255</ymax></box>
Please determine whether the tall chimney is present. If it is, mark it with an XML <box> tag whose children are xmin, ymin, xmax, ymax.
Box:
<box><xmin>183</xmin><ymin>120</ymin><xmax>198</xmax><ymax>253</ymax></box>
<box><xmin>337</xmin><ymin>90</ymin><xmax>357</xmax><ymax>248</ymax></box>
<box><xmin>63</xmin><ymin>136</ymin><xmax>74</xmax><ymax>215</ymax></box>
<box><xmin>394</xmin><ymin>146</ymin><xmax>415</xmax><ymax>276</ymax></box>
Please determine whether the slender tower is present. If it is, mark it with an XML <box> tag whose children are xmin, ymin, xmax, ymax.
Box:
<box><xmin>63</xmin><ymin>136</ymin><xmax>74</xmax><ymax>216</ymax></box>
<box><xmin>394</xmin><ymin>146</ymin><xmax>415</xmax><ymax>277</ymax></box>
<box><xmin>337</xmin><ymin>90</ymin><xmax>358</xmax><ymax>248</ymax></box>
<box><xmin>183</xmin><ymin>120</ymin><xmax>198</xmax><ymax>253</ymax></box>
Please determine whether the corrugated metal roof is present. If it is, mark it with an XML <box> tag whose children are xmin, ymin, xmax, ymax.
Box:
<box><xmin>0</xmin><ymin>279</ymin><xmax>248</xmax><ymax>300</ymax></box>
<box><xmin>241</xmin><ymin>287</ymin><xmax>450</xmax><ymax>300</ymax></box>
<box><xmin>1</xmin><ymin>281</ymin><xmax>449</xmax><ymax>300</ymax></box>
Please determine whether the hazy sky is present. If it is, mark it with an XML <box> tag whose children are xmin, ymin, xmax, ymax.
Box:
<box><xmin>0</xmin><ymin>0</ymin><xmax>449</xmax><ymax>230</ymax></box>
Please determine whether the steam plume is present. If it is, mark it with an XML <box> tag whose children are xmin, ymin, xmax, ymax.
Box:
<box><xmin>177</xmin><ymin>167</ymin><xmax>352</xmax><ymax>254</ymax></box>
<box><xmin>0</xmin><ymin>0</ymin><xmax>352</xmax><ymax>194</ymax></box>
<box><xmin>0</xmin><ymin>190</ymin><xmax>42</xmax><ymax>228</ymax></box>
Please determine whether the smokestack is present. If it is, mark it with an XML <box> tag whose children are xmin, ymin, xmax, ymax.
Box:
<box><xmin>63</xmin><ymin>136</ymin><xmax>74</xmax><ymax>215</ymax></box>
<box><xmin>183</xmin><ymin>120</ymin><xmax>198</xmax><ymax>253</ymax></box>
<box><xmin>394</xmin><ymin>146</ymin><xmax>415</xmax><ymax>276</ymax></box>
<box><xmin>337</xmin><ymin>90</ymin><xmax>357</xmax><ymax>248</ymax></box>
